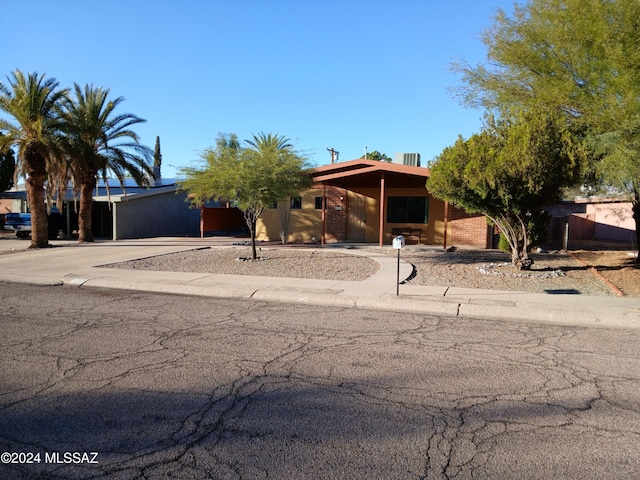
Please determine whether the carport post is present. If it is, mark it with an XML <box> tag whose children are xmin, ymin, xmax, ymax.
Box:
<box><xmin>443</xmin><ymin>201</ymin><xmax>448</xmax><ymax>250</ymax></box>
<box><xmin>200</xmin><ymin>205</ymin><xmax>204</xmax><ymax>239</ymax></box>
<box><xmin>321</xmin><ymin>184</ymin><xmax>326</xmax><ymax>245</ymax></box>
<box><xmin>379</xmin><ymin>172</ymin><xmax>385</xmax><ymax>247</ymax></box>
<box><xmin>65</xmin><ymin>202</ymin><xmax>71</xmax><ymax>238</ymax></box>
<box><xmin>111</xmin><ymin>202</ymin><xmax>117</xmax><ymax>241</ymax></box>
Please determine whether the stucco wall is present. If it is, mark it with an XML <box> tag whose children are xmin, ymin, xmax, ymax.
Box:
<box><xmin>547</xmin><ymin>200</ymin><xmax>635</xmax><ymax>243</ymax></box>
<box><xmin>587</xmin><ymin>202</ymin><xmax>635</xmax><ymax>242</ymax></box>
<box><xmin>112</xmin><ymin>191</ymin><xmax>200</xmax><ymax>239</ymax></box>
<box><xmin>257</xmin><ymin>186</ymin><xmax>447</xmax><ymax>245</ymax></box>
<box><xmin>257</xmin><ymin>189</ymin><xmax>324</xmax><ymax>242</ymax></box>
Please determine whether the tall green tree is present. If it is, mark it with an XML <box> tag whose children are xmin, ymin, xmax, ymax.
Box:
<box><xmin>360</xmin><ymin>150</ymin><xmax>391</xmax><ymax>162</ymax></box>
<box><xmin>428</xmin><ymin>110</ymin><xmax>583</xmax><ymax>270</ymax></box>
<box><xmin>61</xmin><ymin>83</ymin><xmax>153</xmax><ymax>242</ymax></box>
<box><xmin>0</xmin><ymin>70</ymin><xmax>68</xmax><ymax>248</ymax></box>
<box><xmin>154</xmin><ymin>136</ymin><xmax>162</xmax><ymax>170</ymax></box>
<box><xmin>179</xmin><ymin>132</ymin><xmax>312</xmax><ymax>260</ymax></box>
<box><xmin>453</xmin><ymin>0</ymin><xmax>640</xmax><ymax>255</ymax></box>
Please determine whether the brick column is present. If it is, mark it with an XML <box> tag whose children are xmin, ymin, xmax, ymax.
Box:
<box><xmin>325</xmin><ymin>186</ymin><xmax>347</xmax><ymax>242</ymax></box>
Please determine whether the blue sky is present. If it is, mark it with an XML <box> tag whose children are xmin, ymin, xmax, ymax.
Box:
<box><xmin>1</xmin><ymin>0</ymin><xmax>516</xmax><ymax>178</ymax></box>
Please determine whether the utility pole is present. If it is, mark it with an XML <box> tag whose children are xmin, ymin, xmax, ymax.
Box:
<box><xmin>327</xmin><ymin>147</ymin><xmax>339</xmax><ymax>164</ymax></box>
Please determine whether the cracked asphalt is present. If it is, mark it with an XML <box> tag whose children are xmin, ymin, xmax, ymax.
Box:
<box><xmin>1</xmin><ymin>282</ymin><xmax>640</xmax><ymax>479</ymax></box>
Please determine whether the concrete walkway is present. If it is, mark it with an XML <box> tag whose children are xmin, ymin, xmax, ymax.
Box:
<box><xmin>0</xmin><ymin>236</ymin><xmax>638</xmax><ymax>328</ymax></box>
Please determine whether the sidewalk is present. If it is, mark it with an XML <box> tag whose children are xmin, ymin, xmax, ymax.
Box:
<box><xmin>0</xmin><ymin>236</ymin><xmax>639</xmax><ymax>328</ymax></box>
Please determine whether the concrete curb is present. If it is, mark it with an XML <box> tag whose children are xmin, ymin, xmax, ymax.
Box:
<box><xmin>2</xmin><ymin>275</ymin><xmax>65</xmax><ymax>287</ymax></box>
<box><xmin>45</xmin><ymin>275</ymin><xmax>640</xmax><ymax>329</ymax></box>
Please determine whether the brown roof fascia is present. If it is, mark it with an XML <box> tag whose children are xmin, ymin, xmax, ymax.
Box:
<box><xmin>311</xmin><ymin>158</ymin><xmax>430</xmax><ymax>178</ymax></box>
<box><xmin>312</xmin><ymin>165</ymin><xmax>383</xmax><ymax>183</ymax></box>
<box><xmin>312</xmin><ymin>158</ymin><xmax>381</xmax><ymax>173</ymax></box>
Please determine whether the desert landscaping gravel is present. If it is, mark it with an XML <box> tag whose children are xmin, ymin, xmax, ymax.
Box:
<box><xmin>103</xmin><ymin>244</ymin><xmax>632</xmax><ymax>297</ymax></box>
<box><xmin>104</xmin><ymin>246</ymin><xmax>381</xmax><ymax>282</ymax></box>
<box><xmin>373</xmin><ymin>247</ymin><xmax>617</xmax><ymax>296</ymax></box>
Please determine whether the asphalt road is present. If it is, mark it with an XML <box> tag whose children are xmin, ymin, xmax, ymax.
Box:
<box><xmin>1</xmin><ymin>282</ymin><xmax>640</xmax><ymax>479</ymax></box>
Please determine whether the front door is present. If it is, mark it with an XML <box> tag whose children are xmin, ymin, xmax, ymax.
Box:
<box><xmin>347</xmin><ymin>195</ymin><xmax>366</xmax><ymax>241</ymax></box>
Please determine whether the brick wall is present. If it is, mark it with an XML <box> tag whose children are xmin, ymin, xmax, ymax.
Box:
<box><xmin>449</xmin><ymin>206</ymin><xmax>491</xmax><ymax>247</ymax></box>
<box><xmin>325</xmin><ymin>186</ymin><xmax>347</xmax><ymax>242</ymax></box>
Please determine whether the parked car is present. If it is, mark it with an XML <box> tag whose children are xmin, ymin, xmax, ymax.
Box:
<box><xmin>4</xmin><ymin>212</ymin><xmax>32</xmax><ymax>238</ymax></box>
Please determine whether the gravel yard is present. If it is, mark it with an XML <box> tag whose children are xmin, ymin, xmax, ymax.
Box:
<box><xmin>373</xmin><ymin>247</ymin><xmax>618</xmax><ymax>296</ymax></box>
<box><xmin>103</xmin><ymin>243</ymin><xmax>638</xmax><ymax>297</ymax></box>
<box><xmin>104</xmin><ymin>246</ymin><xmax>381</xmax><ymax>282</ymax></box>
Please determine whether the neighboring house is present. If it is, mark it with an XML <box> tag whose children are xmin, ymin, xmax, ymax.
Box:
<box><xmin>0</xmin><ymin>193</ymin><xmax>25</xmax><ymax>230</ymax></box>
<box><xmin>546</xmin><ymin>197</ymin><xmax>636</xmax><ymax>248</ymax></box>
<box><xmin>0</xmin><ymin>192</ymin><xmax>26</xmax><ymax>218</ymax></box>
<box><xmin>89</xmin><ymin>178</ymin><xmax>200</xmax><ymax>240</ymax></box>
<box><xmin>0</xmin><ymin>171</ymin><xmax>200</xmax><ymax>240</ymax></box>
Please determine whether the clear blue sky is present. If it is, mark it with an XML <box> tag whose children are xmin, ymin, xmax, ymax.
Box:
<box><xmin>1</xmin><ymin>0</ymin><xmax>516</xmax><ymax>178</ymax></box>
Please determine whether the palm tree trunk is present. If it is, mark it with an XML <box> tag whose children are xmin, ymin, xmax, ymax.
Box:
<box><xmin>25</xmin><ymin>147</ymin><xmax>48</xmax><ymax>249</ymax></box>
<box><xmin>78</xmin><ymin>174</ymin><xmax>96</xmax><ymax>242</ymax></box>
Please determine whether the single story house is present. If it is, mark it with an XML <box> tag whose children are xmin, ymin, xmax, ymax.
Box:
<box><xmin>208</xmin><ymin>159</ymin><xmax>493</xmax><ymax>247</ymax></box>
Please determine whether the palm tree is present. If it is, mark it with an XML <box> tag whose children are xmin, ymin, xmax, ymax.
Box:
<box><xmin>242</xmin><ymin>132</ymin><xmax>309</xmax><ymax>259</ymax></box>
<box><xmin>244</xmin><ymin>132</ymin><xmax>293</xmax><ymax>151</ymax></box>
<box><xmin>0</xmin><ymin>70</ymin><xmax>68</xmax><ymax>248</ymax></box>
<box><xmin>61</xmin><ymin>83</ymin><xmax>153</xmax><ymax>242</ymax></box>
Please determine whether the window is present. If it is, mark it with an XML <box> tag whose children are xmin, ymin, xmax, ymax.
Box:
<box><xmin>314</xmin><ymin>196</ymin><xmax>324</xmax><ymax>209</ymax></box>
<box><xmin>387</xmin><ymin>196</ymin><xmax>428</xmax><ymax>224</ymax></box>
<box><xmin>290</xmin><ymin>197</ymin><xmax>302</xmax><ymax>209</ymax></box>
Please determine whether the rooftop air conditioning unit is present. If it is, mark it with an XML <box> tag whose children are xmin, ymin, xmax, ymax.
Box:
<box><xmin>394</xmin><ymin>153</ymin><xmax>421</xmax><ymax>167</ymax></box>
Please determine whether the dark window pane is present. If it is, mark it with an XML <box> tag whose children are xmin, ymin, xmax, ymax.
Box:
<box><xmin>406</xmin><ymin>197</ymin><xmax>428</xmax><ymax>223</ymax></box>
<box><xmin>290</xmin><ymin>197</ymin><xmax>302</xmax><ymax>209</ymax></box>
<box><xmin>387</xmin><ymin>197</ymin><xmax>428</xmax><ymax>224</ymax></box>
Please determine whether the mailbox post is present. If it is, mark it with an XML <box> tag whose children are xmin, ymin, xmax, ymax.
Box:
<box><xmin>392</xmin><ymin>235</ymin><xmax>405</xmax><ymax>296</ymax></box>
